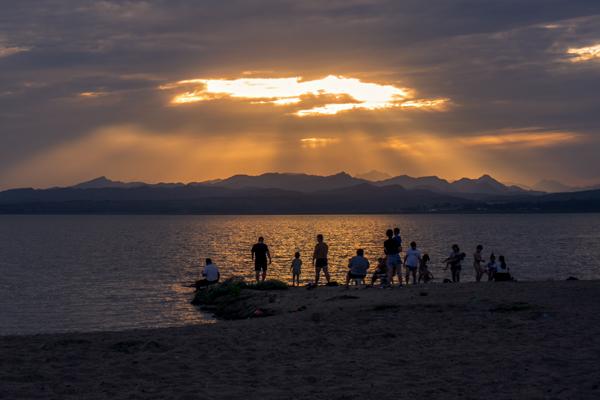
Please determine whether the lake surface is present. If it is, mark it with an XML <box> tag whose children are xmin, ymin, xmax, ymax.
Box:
<box><xmin>1</xmin><ymin>214</ymin><xmax>599</xmax><ymax>335</ymax></box>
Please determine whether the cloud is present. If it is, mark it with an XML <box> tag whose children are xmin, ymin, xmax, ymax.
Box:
<box><xmin>0</xmin><ymin>44</ymin><xmax>28</xmax><ymax>58</ymax></box>
<box><xmin>567</xmin><ymin>43</ymin><xmax>600</xmax><ymax>62</ymax></box>
<box><xmin>165</xmin><ymin>75</ymin><xmax>449</xmax><ymax>116</ymax></box>
<box><xmin>300</xmin><ymin>137</ymin><xmax>340</xmax><ymax>148</ymax></box>
<box><xmin>458</xmin><ymin>129</ymin><xmax>582</xmax><ymax>149</ymax></box>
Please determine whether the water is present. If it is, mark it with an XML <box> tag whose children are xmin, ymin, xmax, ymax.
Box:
<box><xmin>1</xmin><ymin>214</ymin><xmax>599</xmax><ymax>335</ymax></box>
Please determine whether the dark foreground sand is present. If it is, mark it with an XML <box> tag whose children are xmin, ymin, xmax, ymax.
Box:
<box><xmin>2</xmin><ymin>281</ymin><xmax>600</xmax><ymax>400</ymax></box>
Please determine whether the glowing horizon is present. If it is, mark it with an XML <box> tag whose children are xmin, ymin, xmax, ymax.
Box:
<box><xmin>165</xmin><ymin>75</ymin><xmax>449</xmax><ymax>116</ymax></box>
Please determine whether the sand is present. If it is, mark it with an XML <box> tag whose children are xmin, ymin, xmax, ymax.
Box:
<box><xmin>1</xmin><ymin>280</ymin><xmax>600</xmax><ymax>399</ymax></box>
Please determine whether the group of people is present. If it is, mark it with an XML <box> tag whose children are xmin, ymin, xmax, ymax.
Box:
<box><xmin>195</xmin><ymin>228</ymin><xmax>512</xmax><ymax>288</ymax></box>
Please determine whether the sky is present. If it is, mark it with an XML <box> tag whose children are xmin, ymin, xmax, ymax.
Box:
<box><xmin>1</xmin><ymin>0</ymin><xmax>600</xmax><ymax>190</ymax></box>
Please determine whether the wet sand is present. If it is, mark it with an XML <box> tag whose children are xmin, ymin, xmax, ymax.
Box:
<box><xmin>1</xmin><ymin>280</ymin><xmax>600</xmax><ymax>399</ymax></box>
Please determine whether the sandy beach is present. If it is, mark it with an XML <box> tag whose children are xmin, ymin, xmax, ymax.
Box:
<box><xmin>2</xmin><ymin>280</ymin><xmax>600</xmax><ymax>399</ymax></box>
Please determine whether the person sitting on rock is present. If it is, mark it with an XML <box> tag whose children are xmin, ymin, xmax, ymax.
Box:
<box><xmin>195</xmin><ymin>258</ymin><xmax>220</xmax><ymax>288</ymax></box>
<box><xmin>345</xmin><ymin>248</ymin><xmax>370</xmax><ymax>288</ymax></box>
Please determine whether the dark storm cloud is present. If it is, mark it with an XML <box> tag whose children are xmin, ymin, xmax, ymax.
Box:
<box><xmin>1</xmin><ymin>0</ymin><xmax>600</xmax><ymax>188</ymax></box>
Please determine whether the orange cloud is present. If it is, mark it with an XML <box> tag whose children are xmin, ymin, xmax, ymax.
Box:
<box><xmin>567</xmin><ymin>43</ymin><xmax>600</xmax><ymax>62</ymax></box>
<box><xmin>164</xmin><ymin>75</ymin><xmax>449</xmax><ymax>116</ymax></box>
<box><xmin>458</xmin><ymin>130</ymin><xmax>581</xmax><ymax>148</ymax></box>
<box><xmin>300</xmin><ymin>137</ymin><xmax>340</xmax><ymax>148</ymax></box>
<box><xmin>0</xmin><ymin>44</ymin><xmax>28</xmax><ymax>58</ymax></box>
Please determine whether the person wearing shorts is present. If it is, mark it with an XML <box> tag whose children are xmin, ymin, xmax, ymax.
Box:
<box><xmin>312</xmin><ymin>234</ymin><xmax>331</xmax><ymax>285</ymax></box>
<box><xmin>443</xmin><ymin>244</ymin><xmax>463</xmax><ymax>283</ymax></box>
<box><xmin>403</xmin><ymin>241</ymin><xmax>421</xmax><ymax>285</ymax></box>
<box><xmin>384</xmin><ymin>229</ymin><xmax>402</xmax><ymax>286</ymax></box>
<box><xmin>251</xmin><ymin>236</ymin><xmax>271</xmax><ymax>283</ymax></box>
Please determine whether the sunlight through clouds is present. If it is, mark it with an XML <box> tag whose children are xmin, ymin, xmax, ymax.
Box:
<box><xmin>567</xmin><ymin>43</ymin><xmax>600</xmax><ymax>62</ymax></box>
<box><xmin>300</xmin><ymin>137</ymin><xmax>340</xmax><ymax>148</ymax></box>
<box><xmin>165</xmin><ymin>75</ymin><xmax>449</xmax><ymax>116</ymax></box>
<box><xmin>458</xmin><ymin>130</ymin><xmax>581</xmax><ymax>148</ymax></box>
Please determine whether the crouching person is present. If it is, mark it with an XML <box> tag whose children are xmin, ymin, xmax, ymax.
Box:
<box><xmin>494</xmin><ymin>255</ymin><xmax>513</xmax><ymax>282</ymax></box>
<box><xmin>345</xmin><ymin>249</ymin><xmax>370</xmax><ymax>288</ymax></box>
<box><xmin>370</xmin><ymin>257</ymin><xmax>388</xmax><ymax>287</ymax></box>
<box><xmin>195</xmin><ymin>258</ymin><xmax>220</xmax><ymax>288</ymax></box>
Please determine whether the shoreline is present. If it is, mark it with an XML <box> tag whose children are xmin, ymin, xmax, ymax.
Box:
<box><xmin>2</xmin><ymin>280</ymin><xmax>600</xmax><ymax>399</ymax></box>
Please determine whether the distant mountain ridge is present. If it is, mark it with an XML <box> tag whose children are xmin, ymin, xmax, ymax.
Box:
<box><xmin>1</xmin><ymin>172</ymin><xmax>599</xmax><ymax>214</ymax></box>
<box><xmin>75</xmin><ymin>172</ymin><xmax>533</xmax><ymax>194</ymax></box>
<box><xmin>23</xmin><ymin>172</ymin><xmax>542</xmax><ymax>196</ymax></box>
<box><xmin>203</xmin><ymin>172</ymin><xmax>366</xmax><ymax>192</ymax></box>
<box><xmin>532</xmin><ymin>179</ymin><xmax>600</xmax><ymax>193</ymax></box>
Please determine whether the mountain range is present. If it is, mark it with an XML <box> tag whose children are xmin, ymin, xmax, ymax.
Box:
<box><xmin>41</xmin><ymin>172</ymin><xmax>535</xmax><ymax>195</ymax></box>
<box><xmin>1</xmin><ymin>172</ymin><xmax>599</xmax><ymax>214</ymax></box>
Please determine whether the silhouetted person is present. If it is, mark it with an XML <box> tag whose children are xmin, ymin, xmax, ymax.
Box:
<box><xmin>345</xmin><ymin>248</ymin><xmax>370</xmax><ymax>288</ymax></box>
<box><xmin>291</xmin><ymin>251</ymin><xmax>302</xmax><ymax>287</ymax></box>
<box><xmin>473</xmin><ymin>244</ymin><xmax>485</xmax><ymax>282</ymax></box>
<box><xmin>251</xmin><ymin>237</ymin><xmax>271</xmax><ymax>283</ymax></box>
<box><xmin>443</xmin><ymin>244</ymin><xmax>464</xmax><ymax>282</ymax></box>
<box><xmin>418</xmin><ymin>254</ymin><xmax>433</xmax><ymax>283</ymax></box>
<box><xmin>403</xmin><ymin>241</ymin><xmax>421</xmax><ymax>285</ymax></box>
<box><xmin>196</xmin><ymin>258</ymin><xmax>220</xmax><ymax>288</ymax></box>
<box><xmin>393</xmin><ymin>227</ymin><xmax>403</xmax><ymax>253</ymax></box>
<box><xmin>494</xmin><ymin>255</ymin><xmax>512</xmax><ymax>281</ymax></box>
<box><xmin>487</xmin><ymin>253</ymin><xmax>497</xmax><ymax>281</ymax></box>
<box><xmin>312</xmin><ymin>234</ymin><xmax>331</xmax><ymax>285</ymax></box>
<box><xmin>384</xmin><ymin>229</ymin><xmax>402</xmax><ymax>285</ymax></box>
<box><xmin>370</xmin><ymin>257</ymin><xmax>388</xmax><ymax>286</ymax></box>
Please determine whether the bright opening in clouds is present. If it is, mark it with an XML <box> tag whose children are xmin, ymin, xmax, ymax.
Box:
<box><xmin>166</xmin><ymin>75</ymin><xmax>449</xmax><ymax>116</ymax></box>
<box><xmin>567</xmin><ymin>43</ymin><xmax>600</xmax><ymax>62</ymax></box>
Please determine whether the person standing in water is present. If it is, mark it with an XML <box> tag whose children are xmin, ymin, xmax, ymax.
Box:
<box><xmin>403</xmin><ymin>241</ymin><xmax>421</xmax><ymax>285</ymax></box>
<box><xmin>313</xmin><ymin>234</ymin><xmax>331</xmax><ymax>285</ymax></box>
<box><xmin>251</xmin><ymin>236</ymin><xmax>271</xmax><ymax>283</ymax></box>
<box><xmin>473</xmin><ymin>244</ymin><xmax>485</xmax><ymax>282</ymax></box>
<box><xmin>384</xmin><ymin>229</ymin><xmax>402</xmax><ymax>286</ymax></box>
<box><xmin>291</xmin><ymin>251</ymin><xmax>302</xmax><ymax>287</ymax></box>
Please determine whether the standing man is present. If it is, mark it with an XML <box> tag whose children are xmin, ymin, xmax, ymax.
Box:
<box><xmin>384</xmin><ymin>229</ymin><xmax>402</xmax><ymax>286</ymax></box>
<box><xmin>251</xmin><ymin>236</ymin><xmax>271</xmax><ymax>283</ymax></box>
<box><xmin>312</xmin><ymin>234</ymin><xmax>331</xmax><ymax>285</ymax></box>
